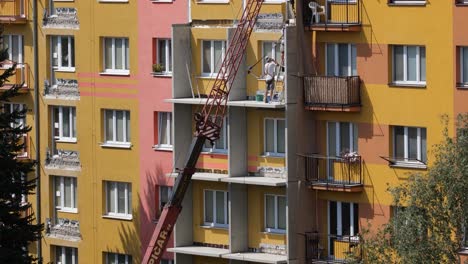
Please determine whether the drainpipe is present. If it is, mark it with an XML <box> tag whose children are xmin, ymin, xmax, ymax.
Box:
<box><xmin>32</xmin><ymin>0</ymin><xmax>42</xmax><ymax>262</ymax></box>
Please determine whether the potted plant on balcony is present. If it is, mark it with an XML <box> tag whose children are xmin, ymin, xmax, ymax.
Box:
<box><xmin>152</xmin><ymin>63</ymin><xmax>165</xmax><ymax>75</ymax></box>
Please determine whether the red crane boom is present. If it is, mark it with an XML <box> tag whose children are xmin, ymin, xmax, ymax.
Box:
<box><xmin>142</xmin><ymin>1</ymin><xmax>264</xmax><ymax>263</ymax></box>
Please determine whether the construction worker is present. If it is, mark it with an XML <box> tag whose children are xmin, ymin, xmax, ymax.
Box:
<box><xmin>264</xmin><ymin>56</ymin><xmax>279</xmax><ymax>103</ymax></box>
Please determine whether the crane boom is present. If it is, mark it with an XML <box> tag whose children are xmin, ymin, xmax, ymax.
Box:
<box><xmin>142</xmin><ymin>1</ymin><xmax>264</xmax><ymax>263</ymax></box>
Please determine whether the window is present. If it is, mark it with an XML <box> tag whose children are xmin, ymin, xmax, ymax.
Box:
<box><xmin>55</xmin><ymin>246</ymin><xmax>78</xmax><ymax>264</ymax></box>
<box><xmin>202</xmin><ymin>40</ymin><xmax>226</xmax><ymax>76</ymax></box>
<box><xmin>51</xmin><ymin>36</ymin><xmax>75</xmax><ymax>71</ymax></box>
<box><xmin>103</xmin><ymin>37</ymin><xmax>129</xmax><ymax>74</ymax></box>
<box><xmin>262</xmin><ymin>41</ymin><xmax>283</xmax><ymax>78</ymax></box>
<box><xmin>264</xmin><ymin>118</ymin><xmax>285</xmax><ymax>156</ymax></box>
<box><xmin>155</xmin><ymin>39</ymin><xmax>172</xmax><ymax>74</ymax></box>
<box><xmin>203</xmin><ymin>116</ymin><xmax>227</xmax><ymax>153</ymax></box>
<box><xmin>329</xmin><ymin>201</ymin><xmax>359</xmax><ymax>237</ymax></box>
<box><xmin>0</xmin><ymin>35</ymin><xmax>23</xmax><ymax>63</ymax></box>
<box><xmin>392</xmin><ymin>45</ymin><xmax>426</xmax><ymax>85</ymax></box>
<box><xmin>459</xmin><ymin>47</ymin><xmax>468</xmax><ymax>86</ymax></box>
<box><xmin>3</xmin><ymin>103</ymin><xmax>25</xmax><ymax>129</ymax></box>
<box><xmin>327</xmin><ymin>122</ymin><xmax>358</xmax><ymax>156</ymax></box>
<box><xmin>158</xmin><ymin>185</ymin><xmax>172</xmax><ymax>213</ymax></box>
<box><xmin>393</xmin><ymin>126</ymin><xmax>427</xmax><ymax>164</ymax></box>
<box><xmin>53</xmin><ymin>106</ymin><xmax>77</xmax><ymax>142</ymax></box>
<box><xmin>265</xmin><ymin>194</ymin><xmax>286</xmax><ymax>233</ymax></box>
<box><xmin>389</xmin><ymin>0</ymin><xmax>426</xmax><ymax>4</ymax></box>
<box><xmin>105</xmin><ymin>181</ymin><xmax>132</xmax><ymax>218</ymax></box>
<box><xmin>155</xmin><ymin>112</ymin><xmax>172</xmax><ymax>149</ymax></box>
<box><xmin>106</xmin><ymin>252</ymin><xmax>132</xmax><ymax>264</ymax></box>
<box><xmin>204</xmin><ymin>190</ymin><xmax>228</xmax><ymax>228</ymax></box>
<box><xmin>161</xmin><ymin>260</ymin><xmax>174</xmax><ymax>264</ymax></box>
<box><xmin>326</xmin><ymin>43</ymin><xmax>357</xmax><ymax>77</ymax></box>
<box><xmin>104</xmin><ymin>110</ymin><xmax>131</xmax><ymax>146</ymax></box>
<box><xmin>54</xmin><ymin>176</ymin><xmax>77</xmax><ymax>212</ymax></box>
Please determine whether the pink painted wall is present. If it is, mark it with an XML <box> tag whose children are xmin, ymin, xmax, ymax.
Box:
<box><xmin>137</xmin><ymin>0</ymin><xmax>188</xmax><ymax>260</ymax></box>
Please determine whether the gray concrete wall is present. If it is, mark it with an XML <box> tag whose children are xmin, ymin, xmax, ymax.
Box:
<box><xmin>228</xmin><ymin>106</ymin><xmax>247</xmax><ymax>177</ymax></box>
<box><xmin>172</xmin><ymin>24</ymin><xmax>193</xmax><ymax>98</ymax></box>
<box><xmin>229</xmin><ymin>183</ymin><xmax>248</xmax><ymax>253</ymax></box>
<box><xmin>175</xmin><ymin>253</ymin><xmax>193</xmax><ymax>264</ymax></box>
<box><xmin>227</xmin><ymin>27</ymin><xmax>247</xmax><ymax>101</ymax></box>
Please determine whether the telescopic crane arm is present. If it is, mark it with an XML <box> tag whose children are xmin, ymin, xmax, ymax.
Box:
<box><xmin>142</xmin><ymin>1</ymin><xmax>264</xmax><ymax>263</ymax></box>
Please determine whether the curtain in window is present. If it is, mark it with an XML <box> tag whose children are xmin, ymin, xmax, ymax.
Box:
<box><xmin>203</xmin><ymin>41</ymin><xmax>211</xmax><ymax>73</ymax></box>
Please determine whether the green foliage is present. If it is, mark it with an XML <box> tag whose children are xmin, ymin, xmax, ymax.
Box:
<box><xmin>0</xmin><ymin>27</ymin><xmax>43</xmax><ymax>264</ymax></box>
<box><xmin>360</xmin><ymin>115</ymin><xmax>468</xmax><ymax>264</ymax></box>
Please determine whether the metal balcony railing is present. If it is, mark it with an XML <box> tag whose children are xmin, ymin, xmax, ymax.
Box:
<box><xmin>303</xmin><ymin>76</ymin><xmax>361</xmax><ymax>111</ymax></box>
<box><xmin>0</xmin><ymin>0</ymin><xmax>27</xmax><ymax>22</ymax></box>
<box><xmin>45</xmin><ymin>149</ymin><xmax>81</xmax><ymax>170</ymax></box>
<box><xmin>0</xmin><ymin>63</ymin><xmax>30</xmax><ymax>91</ymax></box>
<box><xmin>304</xmin><ymin>0</ymin><xmax>362</xmax><ymax>30</ymax></box>
<box><xmin>44</xmin><ymin>79</ymin><xmax>80</xmax><ymax>99</ymax></box>
<box><xmin>306</xmin><ymin>232</ymin><xmax>361</xmax><ymax>263</ymax></box>
<box><xmin>43</xmin><ymin>7</ymin><xmax>79</xmax><ymax>29</ymax></box>
<box><xmin>299</xmin><ymin>153</ymin><xmax>362</xmax><ymax>188</ymax></box>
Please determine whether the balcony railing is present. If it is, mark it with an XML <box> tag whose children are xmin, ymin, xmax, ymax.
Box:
<box><xmin>303</xmin><ymin>75</ymin><xmax>361</xmax><ymax>112</ymax></box>
<box><xmin>44</xmin><ymin>79</ymin><xmax>80</xmax><ymax>99</ymax></box>
<box><xmin>298</xmin><ymin>153</ymin><xmax>363</xmax><ymax>192</ymax></box>
<box><xmin>0</xmin><ymin>0</ymin><xmax>27</xmax><ymax>23</ymax></box>
<box><xmin>304</xmin><ymin>0</ymin><xmax>362</xmax><ymax>31</ymax></box>
<box><xmin>43</xmin><ymin>8</ymin><xmax>79</xmax><ymax>29</ymax></box>
<box><xmin>45</xmin><ymin>149</ymin><xmax>81</xmax><ymax>170</ymax></box>
<box><xmin>0</xmin><ymin>63</ymin><xmax>30</xmax><ymax>92</ymax></box>
<box><xmin>306</xmin><ymin>232</ymin><xmax>361</xmax><ymax>263</ymax></box>
<box><xmin>46</xmin><ymin>217</ymin><xmax>81</xmax><ymax>241</ymax></box>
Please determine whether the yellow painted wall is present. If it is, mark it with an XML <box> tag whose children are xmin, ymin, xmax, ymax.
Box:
<box><xmin>194</xmin><ymin>255</ymin><xmax>229</xmax><ymax>264</ymax></box>
<box><xmin>247</xmin><ymin>185</ymin><xmax>286</xmax><ymax>248</ymax></box>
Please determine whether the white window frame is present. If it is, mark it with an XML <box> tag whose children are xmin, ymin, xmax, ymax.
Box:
<box><xmin>103</xmin><ymin>109</ymin><xmax>131</xmax><ymax>146</ymax></box>
<box><xmin>392</xmin><ymin>126</ymin><xmax>427</xmax><ymax>165</ymax></box>
<box><xmin>264</xmin><ymin>194</ymin><xmax>286</xmax><ymax>234</ymax></box>
<box><xmin>1</xmin><ymin>35</ymin><xmax>23</xmax><ymax>64</ymax></box>
<box><xmin>460</xmin><ymin>46</ymin><xmax>468</xmax><ymax>86</ymax></box>
<box><xmin>203</xmin><ymin>189</ymin><xmax>228</xmax><ymax>228</ymax></box>
<box><xmin>326</xmin><ymin>122</ymin><xmax>358</xmax><ymax>155</ymax></box>
<box><xmin>53</xmin><ymin>106</ymin><xmax>77</xmax><ymax>142</ymax></box>
<box><xmin>3</xmin><ymin>103</ymin><xmax>25</xmax><ymax>129</ymax></box>
<box><xmin>203</xmin><ymin>116</ymin><xmax>227</xmax><ymax>153</ymax></box>
<box><xmin>158</xmin><ymin>185</ymin><xmax>173</xmax><ymax>212</ymax></box>
<box><xmin>325</xmin><ymin>43</ymin><xmax>357</xmax><ymax>77</ymax></box>
<box><xmin>390</xmin><ymin>0</ymin><xmax>426</xmax><ymax>4</ymax></box>
<box><xmin>155</xmin><ymin>112</ymin><xmax>172</xmax><ymax>149</ymax></box>
<box><xmin>51</xmin><ymin>36</ymin><xmax>75</xmax><ymax>71</ymax></box>
<box><xmin>262</xmin><ymin>41</ymin><xmax>284</xmax><ymax>79</ymax></box>
<box><xmin>105</xmin><ymin>181</ymin><xmax>132</xmax><ymax>219</ymax></box>
<box><xmin>201</xmin><ymin>40</ymin><xmax>226</xmax><ymax>77</ymax></box>
<box><xmin>56</xmin><ymin>246</ymin><xmax>78</xmax><ymax>264</ymax></box>
<box><xmin>54</xmin><ymin>176</ymin><xmax>77</xmax><ymax>213</ymax></box>
<box><xmin>106</xmin><ymin>252</ymin><xmax>132</xmax><ymax>264</ymax></box>
<box><xmin>156</xmin><ymin>39</ymin><xmax>172</xmax><ymax>75</ymax></box>
<box><xmin>264</xmin><ymin>118</ymin><xmax>286</xmax><ymax>157</ymax></box>
<box><xmin>102</xmin><ymin>37</ymin><xmax>130</xmax><ymax>75</ymax></box>
<box><xmin>392</xmin><ymin>45</ymin><xmax>426</xmax><ymax>85</ymax></box>
<box><xmin>328</xmin><ymin>201</ymin><xmax>358</xmax><ymax>238</ymax></box>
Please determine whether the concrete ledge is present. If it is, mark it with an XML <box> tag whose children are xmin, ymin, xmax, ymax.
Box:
<box><xmin>227</xmin><ymin>100</ymin><xmax>285</xmax><ymax>108</ymax></box>
<box><xmin>164</xmin><ymin>98</ymin><xmax>208</xmax><ymax>105</ymax></box>
<box><xmin>166</xmin><ymin>172</ymin><xmax>229</xmax><ymax>182</ymax></box>
<box><xmin>221</xmin><ymin>177</ymin><xmax>286</xmax><ymax>186</ymax></box>
<box><xmin>168</xmin><ymin>246</ymin><xmax>229</xmax><ymax>258</ymax></box>
<box><xmin>222</xmin><ymin>252</ymin><xmax>287</xmax><ymax>263</ymax></box>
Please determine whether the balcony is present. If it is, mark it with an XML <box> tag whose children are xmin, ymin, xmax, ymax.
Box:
<box><xmin>298</xmin><ymin>153</ymin><xmax>363</xmax><ymax>192</ymax></box>
<box><xmin>43</xmin><ymin>8</ymin><xmax>79</xmax><ymax>29</ymax></box>
<box><xmin>0</xmin><ymin>63</ymin><xmax>31</xmax><ymax>93</ymax></box>
<box><xmin>46</xmin><ymin>217</ymin><xmax>81</xmax><ymax>241</ymax></box>
<box><xmin>16</xmin><ymin>134</ymin><xmax>30</xmax><ymax>160</ymax></box>
<box><xmin>0</xmin><ymin>0</ymin><xmax>27</xmax><ymax>24</ymax></box>
<box><xmin>303</xmin><ymin>76</ymin><xmax>361</xmax><ymax>112</ymax></box>
<box><xmin>306</xmin><ymin>232</ymin><xmax>361</xmax><ymax>263</ymax></box>
<box><xmin>304</xmin><ymin>0</ymin><xmax>362</xmax><ymax>32</ymax></box>
<box><xmin>44</xmin><ymin>79</ymin><xmax>80</xmax><ymax>100</ymax></box>
<box><xmin>45</xmin><ymin>149</ymin><xmax>81</xmax><ymax>171</ymax></box>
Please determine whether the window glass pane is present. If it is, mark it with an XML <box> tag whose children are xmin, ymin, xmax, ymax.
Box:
<box><xmin>463</xmin><ymin>47</ymin><xmax>468</xmax><ymax>83</ymax></box>
<box><xmin>61</xmin><ymin>37</ymin><xmax>69</xmax><ymax>67</ymax></box>
<box><xmin>277</xmin><ymin>119</ymin><xmax>285</xmax><ymax>153</ymax></box>
<box><xmin>408</xmin><ymin>127</ymin><xmax>418</xmax><ymax>160</ymax></box>
<box><xmin>420</xmin><ymin>47</ymin><xmax>426</xmax><ymax>82</ymax></box>
<box><xmin>214</xmin><ymin>41</ymin><xmax>223</xmax><ymax>73</ymax></box>
<box><xmin>54</xmin><ymin>107</ymin><xmax>60</xmax><ymax>138</ymax></box>
<box><xmin>421</xmin><ymin>128</ymin><xmax>427</xmax><ymax>163</ymax></box>
<box><xmin>11</xmin><ymin>35</ymin><xmax>19</xmax><ymax>62</ymax></box>
<box><xmin>108</xmin><ymin>182</ymin><xmax>116</xmax><ymax>213</ymax></box>
<box><xmin>394</xmin><ymin>46</ymin><xmax>404</xmax><ymax>81</ymax></box>
<box><xmin>70</xmin><ymin>37</ymin><xmax>75</xmax><ymax>67</ymax></box>
<box><xmin>105</xmin><ymin>110</ymin><xmax>114</xmax><ymax>141</ymax></box>
<box><xmin>160</xmin><ymin>113</ymin><xmax>168</xmax><ymax>145</ymax></box>
<box><xmin>407</xmin><ymin>46</ymin><xmax>417</xmax><ymax>81</ymax></box>
<box><xmin>338</xmin><ymin>44</ymin><xmax>349</xmax><ymax>76</ymax></box>
<box><xmin>168</xmin><ymin>40</ymin><xmax>172</xmax><ymax>72</ymax></box>
<box><xmin>64</xmin><ymin>177</ymin><xmax>72</xmax><ymax>208</ymax></box>
<box><xmin>353</xmin><ymin>203</ymin><xmax>359</xmax><ymax>234</ymax></box>
<box><xmin>125</xmin><ymin>111</ymin><xmax>130</xmax><ymax>142</ymax></box>
<box><xmin>340</xmin><ymin>122</ymin><xmax>350</xmax><ymax>154</ymax></box>
<box><xmin>52</xmin><ymin>37</ymin><xmax>59</xmax><ymax>67</ymax></box>
<box><xmin>266</xmin><ymin>195</ymin><xmax>275</xmax><ymax>228</ymax></box>
<box><xmin>263</xmin><ymin>42</ymin><xmax>273</xmax><ymax>70</ymax></box>
<box><xmin>125</xmin><ymin>39</ymin><xmax>129</xmax><ymax>70</ymax></box>
<box><xmin>127</xmin><ymin>184</ymin><xmax>132</xmax><ymax>215</ymax></box>
<box><xmin>326</xmin><ymin>44</ymin><xmax>335</xmax><ymax>76</ymax></box>
<box><xmin>118</xmin><ymin>254</ymin><xmax>126</xmax><ymax>263</ymax></box>
<box><xmin>204</xmin><ymin>190</ymin><xmax>213</xmax><ymax>222</ymax></box>
<box><xmin>215</xmin><ymin>117</ymin><xmax>225</xmax><ymax>149</ymax></box>
<box><xmin>342</xmin><ymin>202</ymin><xmax>351</xmax><ymax>236</ymax></box>
<box><xmin>115</xmin><ymin>38</ymin><xmax>123</xmax><ymax>70</ymax></box>
<box><xmin>278</xmin><ymin>196</ymin><xmax>286</xmax><ymax>230</ymax></box>
<box><xmin>203</xmin><ymin>41</ymin><xmax>211</xmax><ymax>73</ymax></box>
<box><xmin>329</xmin><ymin>201</ymin><xmax>337</xmax><ymax>235</ymax></box>
<box><xmin>117</xmin><ymin>183</ymin><xmax>126</xmax><ymax>214</ymax></box>
<box><xmin>158</xmin><ymin>40</ymin><xmax>166</xmax><ymax>68</ymax></box>
<box><xmin>105</xmin><ymin>38</ymin><xmax>113</xmax><ymax>70</ymax></box>
<box><xmin>265</xmin><ymin>119</ymin><xmax>275</xmax><ymax>153</ymax></box>
<box><xmin>65</xmin><ymin>247</ymin><xmax>72</xmax><ymax>263</ymax></box>
<box><xmin>72</xmin><ymin>178</ymin><xmax>77</xmax><ymax>208</ymax></box>
<box><xmin>62</xmin><ymin>107</ymin><xmax>70</xmax><ymax>138</ymax></box>
<box><xmin>328</xmin><ymin>122</ymin><xmax>337</xmax><ymax>156</ymax></box>
<box><xmin>394</xmin><ymin>126</ymin><xmax>405</xmax><ymax>159</ymax></box>
<box><xmin>108</xmin><ymin>253</ymin><xmax>117</xmax><ymax>264</ymax></box>
<box><xmin>55</xmin><ymin>247</ymin><xmax>61</xmax><ymax>263</ymax></box>
<box><xmin>216</xmin><ymin>191</ymin><xmax>225</xmax><ymax>224</ymax></box>
<box><xmin>55</xmin><ymin>177</ymin><xmax>61</xmax><ymax>207</ymax></box>
<box><xmin>72</xmin><ymin>108</ymin><xmax>76</xmax><ymax>138</ymax></box>
<box><xmin>116</xmin><ymin>111</ymin><xmax>124</xmax><ymax>142</ymax></box>
<box><xmin>351</xmin><ymin>44</ymin><xmax>357</xmax><ymax>75</ymax></box>
<box><xmin>353</xmin><ymin>123</ymin><xmax>358</xmax><ymax>152</ymax></box>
